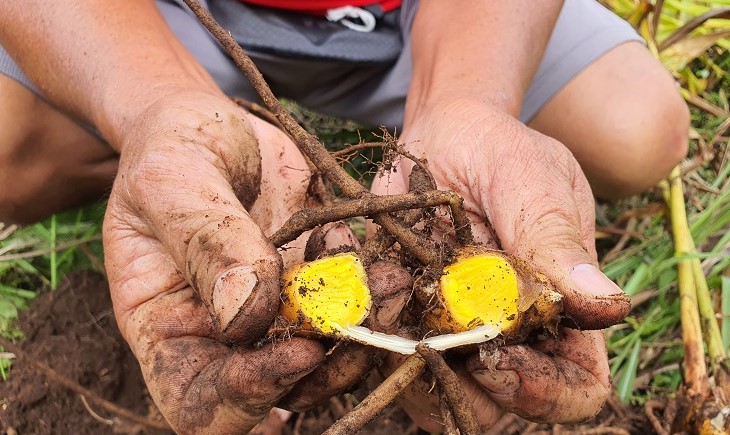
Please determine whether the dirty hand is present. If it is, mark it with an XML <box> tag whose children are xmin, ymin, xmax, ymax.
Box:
<box><xmin>371</xmin><ymin>97</ymin><xmax>631</xmax><ymax>429</ymax></box>
<box><xmin>103</xmin><ymin>92</ymin><xmax>405</xmax><ymax>434</ymax></box>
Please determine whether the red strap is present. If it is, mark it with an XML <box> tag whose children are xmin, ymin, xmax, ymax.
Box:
<box><xmin>241</xmin><ymin>0</ymin><xmax>401</xmax><ymax>14</ymax></box>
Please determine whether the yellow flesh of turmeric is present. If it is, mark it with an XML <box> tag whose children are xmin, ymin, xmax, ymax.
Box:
<box><xmin>281</xmin><ymin>253</ymin><xmax>371</xmax><ymax>335</ymax></box>
<box><xmin>440</xmin><ymin>254</ymin><xmax>520</xmax><ymax>331</ymax></box>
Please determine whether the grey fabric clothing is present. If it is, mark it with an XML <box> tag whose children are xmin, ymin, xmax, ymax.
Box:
<box><xmin>0</xmin><ymin>0</ymin><xmax>642</xmax><ymax>129</ymax></box>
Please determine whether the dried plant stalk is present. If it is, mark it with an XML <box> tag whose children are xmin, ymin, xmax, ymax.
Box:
<box><xmin>323</xmin><ymin>355</ymin><xmax>427</xmax><ymax>435</ymax></box>
<box><xmin>665</xmin><ymin>167</ymin><xmax>709</xmax><ymax>395</ymax></box>
<box><xmin>181</xmin><ymin>0</ymin><xmax>471</xmax><ymax>267</ymax></box>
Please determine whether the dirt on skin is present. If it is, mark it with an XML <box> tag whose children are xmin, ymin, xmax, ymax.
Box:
<box><xmin>1</xmin><ymin>270</ymin><xmax>656</xmax><ymax>434</ymax></box>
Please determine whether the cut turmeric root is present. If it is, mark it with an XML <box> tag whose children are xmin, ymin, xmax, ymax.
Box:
<box><xmin>420</xmin><ymin>247</ymin><xmax>563</xmax><ymax>342</ymax></box>
<box><xmin>279</xmin><ymin>247</ymin><xmax>563</xmax><ymax>351</ymax></box>
<box><xmin>280</xmin><ymin>252</ymin><xmax>371</xmax><ymax>335</ymax></box>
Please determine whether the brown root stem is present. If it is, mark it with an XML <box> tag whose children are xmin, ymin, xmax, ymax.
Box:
<box><xmin>439</xmin><ymin>385</ymin><xmax>459</xmax><ymax>435</ymax></box>
<box><xmin>416</xmin><ymin>344</ymin><xmax>481</xmax><ymax>435</ymax></box>
<box><xmin>271</xmin><ymin>190</ymin><xmax>461</xmax><ymax>248</ymax></box>
<box><xmin>359</xmin><ymin>165</ymin><xmax>437</xmax><ymax>265</ymax></box>
<box><xmin>359</xmin><ymin>209</ymin><xmax>422</xmax><ymax>266</ymax></box>
<box><xmin>644</xmin><ymin>399</ymin><xmax>670</xmax><ymax>435</ymax></box>
<box><xmin>323</xmin><ymin>355</ymin><xmax>427</xmax><ymax>435</ymax></box>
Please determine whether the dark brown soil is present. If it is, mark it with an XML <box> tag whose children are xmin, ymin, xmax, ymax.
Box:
<box><xmin>1</xmin><ymin>271</ymin><xmax>656</xmax><ymax>434</ymax></box>
<box><xmin>0</xmin><ymin>272</ymin><xmax>170</xmax><ymax>435</ymax></box>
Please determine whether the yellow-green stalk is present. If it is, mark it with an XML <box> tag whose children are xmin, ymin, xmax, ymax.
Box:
<box><xmin>664</xmin><ymin>166</ymin><xmax>726</xmax><ymax>370</ymax></box>
<box><xmin>665</xmin><ymin>167</ymin><xmax>709</xmax><ymax>394</ymax></box>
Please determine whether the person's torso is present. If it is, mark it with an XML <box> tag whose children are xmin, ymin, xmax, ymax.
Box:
<box><xmin>240</xmin><ymin>0</ymin><xmax>401</xmax><ymax>15</ymax></box>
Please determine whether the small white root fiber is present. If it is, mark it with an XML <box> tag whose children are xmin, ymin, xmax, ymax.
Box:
<box><xmin>336</xmin><ymin>324</ymin><xmax>501</xmax><ymax>355</ymax></box>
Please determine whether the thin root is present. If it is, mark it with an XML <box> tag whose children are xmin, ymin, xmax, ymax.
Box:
<box><xmin>80</xmin><ymin>395</ymin><xmax>115</xmax><ymax>426</ymax></box>
<box><xmin>644</xmin><ymin>399</ymin><xmax>670</xmax><ymax>435</ymax></box>
<box><xmin>0</xmin><ymin>337</ymin><xmax>170</xmax><ymax>431</ymax></box>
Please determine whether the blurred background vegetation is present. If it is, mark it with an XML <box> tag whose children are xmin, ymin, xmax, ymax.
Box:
<box><xmin>0</xmin><ymin>0</ymin><xmax>728</xmax><ymax>409</ymax></box>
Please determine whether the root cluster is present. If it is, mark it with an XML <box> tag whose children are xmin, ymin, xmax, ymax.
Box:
<box><xmin>182</xmin><ymin>1</ymin><xmax>568</xmax><ymax>432</ymax></box>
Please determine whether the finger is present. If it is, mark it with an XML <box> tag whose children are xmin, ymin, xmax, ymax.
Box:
<box><xmin>368</xmin><ymin>157</ymin><xmax>412</xmax><ymax>239</ymax></box>
<box><xmin>279</xmin><ymin>261</ymin><xmax>412</xmax><ymax>410</ymax></box>
<box><xmin>126</xmin><ymin>287</ymin><xmax>325</xmax><ymax>435</ymax></box>
<box><xmin>114</xmin><ymin>103</ymin><xmax>311</xmax><ymax>343</ymax></box>
<box><xmin>468</xmin><ymin>344</ymin><xmax>609</xmax><ymax>424</ymax></box>
<box><xmin>370</xmin><ymin>156</ymin><xmax>412</xmax><ymax>197</ymax></box>
<box><xmin>482</xmin><ymin>134</ymin><xmax>630</xmax><ymax>329</ymax></box>
<box><xmin>303</xmin><ymin>221</ymin><xmax>361</xmax><ymax>262</ymax></box>
<box><xmin>531</xmin><ymin>328</ymin><xmax>610</xmax><ymax>388</ymax></box>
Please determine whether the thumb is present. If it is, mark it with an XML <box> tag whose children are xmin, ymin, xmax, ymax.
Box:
<box><xmin>516</xmin><ymin>223</ymin><xmax>630</xmax><ymax>330</ymax></box>
<box><xmin>485</xmin><ymin>146</ymin><xmax>630</xmax><ymax>330</ymax></box>
<box><xmin>111</xmin><ymin>104</ymin><xmax>293</xmax><ymax>344</ymax></box>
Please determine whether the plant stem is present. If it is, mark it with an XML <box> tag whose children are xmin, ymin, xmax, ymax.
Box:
<box><xmin>271</xmin><ymin>190</ymin><xmax>462</xmax><ymax>248</ymax></box>
<box><xmin>664</xmin><ymin>166</ymin><xmax>726</xmax><ymax>370</ymax></box>
<box><xmin>666</xmin><ymin>166</ymin><xmax>709</xmax><ymax>395</ymax></box>
<box><xmin>722</xmin><ymin>276</ymin><xmax>730</xmax><ymax>352</ymax></box>
<box><xmin>416</xmin><ymin>344</ymin><xmax>480</xmax><ymax>434</ymax></box>
<box><xmin>323</xmin><ymin>355</ymin><xmax>427</xmax><ymax>435</ymax></box>
<box><xmin>439</xmin><ymin>386</ymin><xmax>459</xmax><ymax>435</ymax></box>
<box><xmin>50</xmin><ymin>214</ymin><xmax>58</xmax><ymax>289</ymax></box>
<box><xmin>182</xmin><ymin>0</ymin><xmax>448</xmax><ymax>267</ymax></box>
<box><xmin>692</xmin><ymin>251</ymin><xmax>726</xmax><ymax>368</ymax></box>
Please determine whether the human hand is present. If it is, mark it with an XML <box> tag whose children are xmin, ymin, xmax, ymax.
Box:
<box><xmin>371</xmin><ymin>97</ymin><xmax>630</xmax><ymax>429</ymax></box>
<box><xmin>104</xmin><ymin>92</ymin><xmax>407</xmax><ymax>434</ymax></box>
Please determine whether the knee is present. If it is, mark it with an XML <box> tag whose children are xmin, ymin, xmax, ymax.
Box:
<box><xmin>601</xmin><ymin>85</ymin><xmax>689</xmax><ymax>199</ymax></box>
<box><xmin>641</xmin><ymin>89</ymin><xmax>689</xmax><ymax>170</ymax></box>
<box><xmin>631</xmin><ymin>90</ymin><xmax>689</xmax><ymax>170</ymax></box>
<box><xmin>0</xmin><ymin>113</ymin><xmax>43</xmax><ymax>225</ymax></box>
<box><xmin>0</xmin><ymin>137</ymin><xmax>50</xmax><ymax>226</ymax></box>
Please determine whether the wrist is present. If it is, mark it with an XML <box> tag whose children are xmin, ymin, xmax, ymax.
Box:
<box><xmin>404</xmin><ymin>91</ymin><xmax>524</xmax><ymax>135</ymax></box>
<box><xmin>98</xmin><ymin>86</ymin><xmax>230</xmax><ymax>153</ymax></box>
<box><xmin>404</xmin><ymin>88</ymin><xmax>520</xmax><ymax>131</ymax></box>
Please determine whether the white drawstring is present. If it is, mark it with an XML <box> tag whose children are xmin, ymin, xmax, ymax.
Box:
<box><xmin>326</xmin><ymin>6</ymin><xmax>376</xmax><ymax>32</ymax></box>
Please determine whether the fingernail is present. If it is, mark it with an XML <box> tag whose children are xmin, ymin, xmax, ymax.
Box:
<box><xmin>471</xmin><ymin>369</ymin><xmax>520</xmax><ymax>395</ymax></box>
<box><xmin>571</xmin><ymin>264</ymin><xmax>624</xmax><ymax>297</ymax></box>
<box><xmin>213</xmin><ymin>266</ymin><xmax>258</xmax><ymax>330</ymax></box>
<box><xmin>321</xmin><ymin>222</ymin><xmax>358</xmax><ymax>251</ymax></box>
<box><xmin>375</xmin><ymin>292</ymin><xmax>408</xmax><ymax>331</ymax></box>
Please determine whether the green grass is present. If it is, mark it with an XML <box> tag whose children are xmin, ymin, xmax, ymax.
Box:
<box><xmin>0</xmin><ymin>203</ymin><xmax>105</xmax><ymax>377</ymax></box>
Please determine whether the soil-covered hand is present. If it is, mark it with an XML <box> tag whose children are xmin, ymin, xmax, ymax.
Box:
<box><xmin>103</xmin><ymin>92</ymin><xmax>315</xmax><ymax>434</ymax></box>
<box><xmin>371</xmin><ymin>97</ymin><xmax>631</xmax><ymax>429</ymax></box>
<box><xmin>103</xmin><ymin>92</ymin><xmax>405</xmax><ymax>434</ymax></box>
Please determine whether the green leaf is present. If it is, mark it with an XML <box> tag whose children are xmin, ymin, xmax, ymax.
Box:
<box><xmin>722</xmin><ymin>276</ymin><xmax>730</xmax><ymax>352</ymax></box>
<box><xmin>624</xmin><ymin>263</ymin><xmax>651</xmax><ymax>296</ymax></box>
<box><xmin>617</xmin><ymin>339</ymin><xmax>643</xmax><ymax>403</ymax></box>
<box><xmin>0</xmin><ymin>299</ymin><xmax>18</xmax><ymax>319</ymax></box>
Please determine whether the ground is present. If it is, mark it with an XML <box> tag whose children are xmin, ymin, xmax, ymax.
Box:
<box><xmin>0</xmin><ymin>272</ymin><xmax>165</xmax><ymax>435</ymax></box>
<box><xmin>0</xmin><ymin>271</ymin><xmax>663</xmax><ymax>435</ymax></box>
